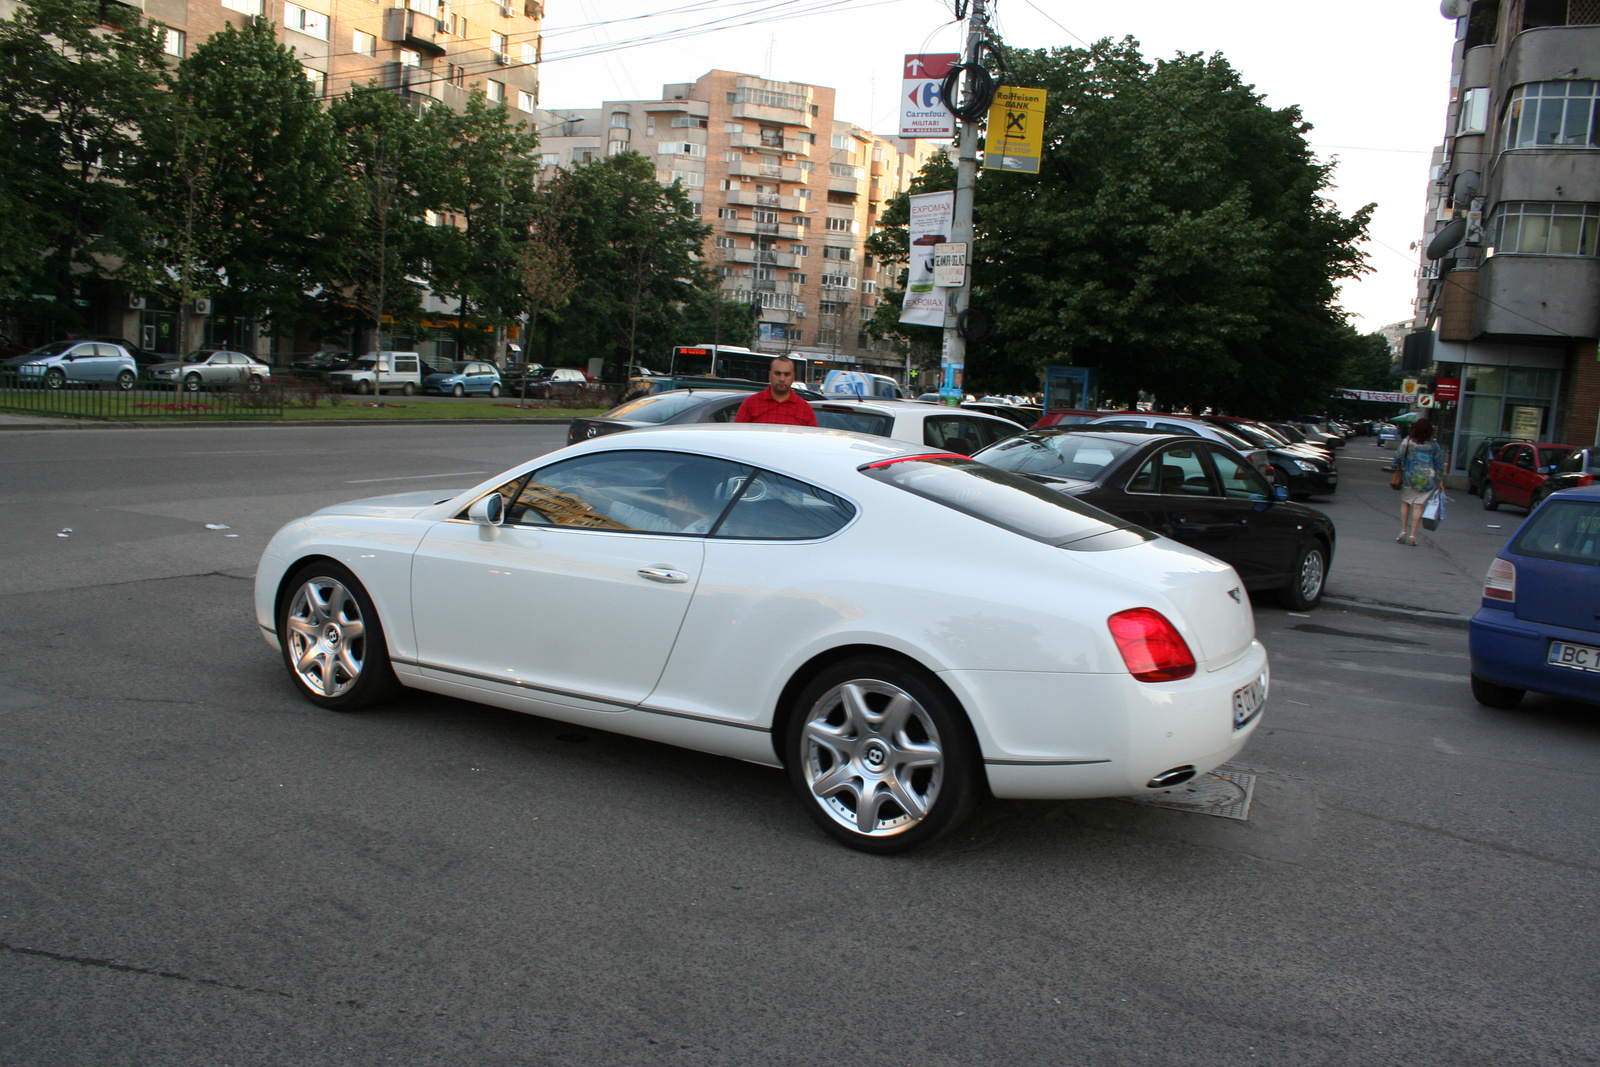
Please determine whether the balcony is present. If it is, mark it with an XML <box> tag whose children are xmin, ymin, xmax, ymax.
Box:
<box><xmin>723</xmin><ymin>190</ymin><xmax>804</xmax><ymax>211</ymax></box>
<box><xmin>386</xmin><ymin>61</ymin><xmax>440</xmax><ymax>101</ymax></box>
<box><xmin>730</xmin><ymin>101</ymin><xmax>810</xmax><ymax>128</ymax></box>
<box><xmin>723</xmin><ymin>278</ymin><xmax>800</xmax><ymax>297</ymax></box>
<box><xmin>783</xmin><ymin>137</ymin><xmax>811</xmax><ymax>156</ymax></box>
<box><xmin>383</xmin><ymin>8</ymin><xmax>446</xmax><ymax>54</ymax></box>
<box><xmin>1475</xmin><ymin>253</ymin><xmax>1600</xmax><ymax>338</ymax></box>
<box><xmin>829</xmin><ymin>175</ymin><xmax>860</xmax><ymax>195</ymax></box>
<box><xmin>723</xmin><ymin>247</ymin><xmax>799</xmax><ymax>268</ymax></box>
<box><xmin>723</xmin><ymin>218</ymin><xmax>805</xmax><ymax>240</ymax></box>
<box><xmin>726</xmin><ymin>159</ymin><xmax>806</xmax><ymax>183</ymax></box>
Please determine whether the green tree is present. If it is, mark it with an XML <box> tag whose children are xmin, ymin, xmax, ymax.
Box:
<box><xmin>0</xmin><ymin>0</ymin><xmax>164</xmax><ymax>330</ymax></box>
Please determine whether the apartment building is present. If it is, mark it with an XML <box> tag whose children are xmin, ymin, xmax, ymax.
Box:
<box><xmin>1414</xmin><ymin>0</ymin><xmax>1600</xmax><ymax>471</ymax></box>
<box><xmin>536</xmin><ymin>70</ymin><xmax>943</xmax><ymax>369</ymax></box>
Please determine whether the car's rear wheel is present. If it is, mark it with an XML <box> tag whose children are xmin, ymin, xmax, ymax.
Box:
<box><xmin>489</xmin><ymin>383</ymin><xmax>501</xmax><ymax>398</ymax></box>
<box><xmin>1471</xmin><ymin>674</ymin><xmax>1524</xmax><ymax>710</ymax></box>
<box><xmin>452</xmin><ymin>383</ymin><xmax>465</xmax><ymax>397</ymax></box>
<box><xmin>1277</xmin><ymin>541</ymin><xmax>1327</xmax><ymax>611</ymax></box>
<box><xmin>1482</xmin><ymin>483</ymin><xmax>1500</xmax><ymax>510</ymax></box>
<box><xmin>786</xmin><ymin>656</ymin><xmax>978</xmax><ymax>853</ymax></box>
<box><xmin>279</xmin><ymin>561</ymin><xmax>399</xmax><ymax>711</ymax></box>
<box><xmin>116</xmin><ymin>370</ymin><xmax>135</xmax><ymax>391</ymax></box>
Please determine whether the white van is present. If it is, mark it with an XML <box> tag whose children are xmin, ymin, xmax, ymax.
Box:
<box><xmin>327</xmin><ymin>351</ymin><xmax>423</xmax><ymax>395</ymax></box>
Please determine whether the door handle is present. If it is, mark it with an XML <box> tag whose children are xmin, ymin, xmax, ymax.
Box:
<box><xmin>637</xmin><ymin>568</ymin><xmax>689</xmax><ymax>584</ymax></box>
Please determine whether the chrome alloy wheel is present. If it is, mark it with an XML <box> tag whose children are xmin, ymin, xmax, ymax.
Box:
<box><xmin>799</xmin><ymin>679</ymin><xmax>944</xmax><ymax>837</ymax></box>
<box><xmin>285</xmin><ymin>576</ymin><xmax>367</xmax><ymax>698</ymax></box>
<box><xmin>1299</xmin><ymin>547</ymin><xmax>1325</xmax><ymax>602</ymax></box>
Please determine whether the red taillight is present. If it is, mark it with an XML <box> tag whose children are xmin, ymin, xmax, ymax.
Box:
<box><xmin>1484</xmin><ymin>558</ymin><xmax>1516</xmax><ymax>602</ymax></box>
<box><xmin>1107</xmin><ymin>608</ymin><xmax>1197</xmax><ymax>682</ymax></box>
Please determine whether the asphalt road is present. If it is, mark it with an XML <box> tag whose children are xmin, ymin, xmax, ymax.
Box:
<box><xmin>1</xmin><ymin>424</ymin><xmax>1596</xmax><ymax>1066</ymax></box>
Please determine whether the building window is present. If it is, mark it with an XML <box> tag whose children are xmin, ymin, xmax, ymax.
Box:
<box><xmin>517</xmin><ymin>89</ymin><xmax>535</xmax><ymax>112</ymax></box>
<box><xmin>221</xmin><ymin>0</ymin><xmax>264</xmax><ymax>14</ymax></box>
<box><xmin>283</xmin><ymin>2</ymin><xmax>329</xmax><ymax>38</ymax></box>
<box><xmin>825</xmin><ymin>216</ymin><xmax>853</xmax><ymax>232</ymax></box>
<box><xmin>672</xmin><ymin>170</ymin><xmax>704</xmax><ymax>187</ymax></box>
<box><xmin>724</xmin><ymin>122</ymin><xmax>743</xmax><ymax>133</ymax></box>
<box><xmin>352</xmin><ymin>29</ymin><xmax>376</xmax><ymax>55</ymax></box>
<box><xmin>752</xmin><ymin>209</ymin><xmax>778</xmax><ymax>223</ymax></box>
<box><xmin>303</xmin><ymin>66</ymin><xmax>326</xmax><ymax>96</ymax></box>
<box><xmin>672</xmin><ymin>115</ymin><xmax>704</xmax><ymax>128</ymax></box>
<box><xmin>1457</xmin><ymin>87</ymin><xmax>1490</xmax><ymax>135</ymax></box>
<box><xmin>608</xmin><ymin>140</ymin><xmax>628</xmax><ymax>155</ymax></box>
<box><xmin>489</xmin><ymin>31</ymin><xmax>507</xmax><ymax>56</ymax></box>
<box><xmin>831</xmin><ymin>133</ymin><xmax>850</xmax><ymax>149</ymax></box>
<box><xmin>1503</xmin><ymin>81</ymin><xmax>1600</xmax><ymax>149</ymax></box>
<box><xmin>715</xmin><ymin>236</ymin><xmax>737</xmax><ymax>248</ymax></box>
<box><xmin>398</xmin><ymin>48</ymin><xmax>420</xmax><ymax>66</ymax></box>
<box><xmin>521</xmin><ymin>41</ymin><xmax>538</xmax><ymax>63</ymax></box>
<box><xmin>610</xmin><ymin>111</ymin><xmax>631</xmax><ymax>129</ymax></box>
<box><xmin>1489</xmin><ymin>202</ymin><xmax>1600</xmax><ymax>256</ymax></box>
<box><xmin>717</xmin><ymin>207</ymin><xmax>739</xmax><ymax>219</ymax></box>
<box><xmin>162</xmin><ymin>27</ymin><xmax>185</xmax><ymax>56</ymax></box>
<box><xmin>789</xmin><ymin>272</ymin><xmax>806</xmax><ymax>284</ymax></box>
<box><xmin>791</xmin><ymin>245</ymin><xmax>807</xmax><ymax>256</ymax></box>
<box><xmin>796</xmin><ymin>160</ymin><xmax>813</xmax><ymax>172</ymax></box>
<box><xmin>830</xmin><ymin>163</ymin><xmax>863</xmax><ymax>179</ymax></box>
<box><xmin>822</xmin><ymin>246</ymin><xmax>852</xmax><ymax>261</ymax></box>
<box><xmin>539</xmin><ymin>153</ymin><xmax>559</xmax><ymax>166</ymax></box>
<box><xmin>486</xmin><ymin>78</ymin><xmax>504</xmax><ymax>103</ymax></box>
<box><xmin>574</xmin><ymin>148</ymin><xmax>598</xmax><ymax>164</ymax></box>
<box><xmin>446</xmin><ymin>63</ymin><xmax>465</xmax><ymax>87</ymax></box>
<box><xmin>723</xmin><ymin>150</ymin><xmax>741</xmax><ymax>162</ymax></box>
<box><xmin>450</xmin><ymin>14</ymin><xmax>466</xmax><ymax>35</ymax></box>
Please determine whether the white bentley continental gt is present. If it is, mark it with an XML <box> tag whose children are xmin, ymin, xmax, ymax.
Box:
<box><xmin>256</xmin><ymin>425</ymin><xmax>1268</xmax><ymax>852</ymax></box>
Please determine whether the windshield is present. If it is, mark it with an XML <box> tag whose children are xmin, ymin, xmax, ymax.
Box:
<box><xmin>603</xmin><ymin>390</ymin><xmax>717</xmax><ymax>423</ymax></box>
<box><xmin>443</xmin><ymin>362</ymin><xmax>470</xmax><ymax>373</ymax></box>
<box><xmin>183</xmin><ymin>351</ymin><xmax>216</xmax><ymax>363</ymax></box>
<box><xmin>1218</xmin><ymin>422</ymin><xmax>1272</xmax><ymax>447</ymax></box>
<box><xmin>26</xmin><ymin>341</ymin><xmax>76</xmax><ymax>357</ymax></box>
<box><xmin>976</xmin><ymin>432</ymin><xmax>1134</xmax><ymax>482</ymax></box>
<box><xmin>1511</xmin><ymin>499</ymin><xmax>1600</xmax><ymax>565</ymax></box>
<box><xmin>1271</xmin><ymin>423</ymin><xmax>1308</xmax><ymax>443</ymax></box>
<box><xmin>1211</xmin><ymin>426</ymin><xmax>1256</xmax><ymax>452</ymax></box>
<box><xmin>350</xmin><ymin>359</ymin><xmax>376</xmax><ymax>370</ymax></box>
<box><xmin>862</xmin><ymin>455</ymin><xmax>1149</xmax><ymax>548</ymax></box>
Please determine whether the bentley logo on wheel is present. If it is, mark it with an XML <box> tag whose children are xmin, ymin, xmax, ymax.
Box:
<box><xmin>1228</xmin><ymin>587</ymin><xmax>1242</xmax><ymax>603</ymax></box>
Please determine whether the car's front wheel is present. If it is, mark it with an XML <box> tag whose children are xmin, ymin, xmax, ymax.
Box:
<box><xmin>786</xmin><ymin>656</ymin><xmax>979</xmax><ymax>853</ymax></box>
<box><xmin>183</xmin><ymin>373</ymin><xmax>202</xmax><ymax>393</ymax></box>
<box><xmin>1482</xmin><ymin>484</ymin><xmax>1501</xmax><ymax>510</ymax></box>
<box><xmin>357</xmin><ymin>380</ymin><xmax>373</xmax><ymax>395</ymax></box>
<box><xmin>45</xmin><ymin>368</ymin><xmax>66</xmax><ymax>390</ymax></box>
<box><xmin>1471</xmin><ymin>674</ymin><xmax>1524</xmax><ymax>710</ymax></box>
<box><xmin>278</xmin><ymin>561</ymin><xmax>400</xmax><ymax>711</ymax></box>
<box><xmin>1277</xmin><ymin>540</ymin><xmax>1327</xmax><ymax>611</ymax></box>
<box><xmin>401</xmin><ymin>382</ymin><xmax>416</xmax><ymax>396</ymax></box>
<box><xmin>452</xmin><ymin>383</ymin><xmax>465</xmax><ymax>397</ymax></box>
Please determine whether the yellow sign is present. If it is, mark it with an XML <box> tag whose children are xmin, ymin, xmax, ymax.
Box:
<box><xmin>1401</xmin><ymin>378</ymin><xmax>1419</xmax><ymax>395</ymax></box>
<box><xmin>983</xmin><ymin>86</ymin><xmax>1047</xmax><ymax>175</ymax></box>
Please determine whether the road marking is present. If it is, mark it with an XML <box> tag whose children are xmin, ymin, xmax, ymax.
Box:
<box><xmin>1327</xmin><ymin>660</ymin><xmax>1467</xmax><ymax>683</ymax></box>
<box><xmin>345</xmin><ymin>470</ymin><xmax>486</xmax><ymax>484</ymax></box>
<box><xmin>1432</xmin><ymin>737</ymin><xmax>1463</xmax><ymax>755</ymax></box>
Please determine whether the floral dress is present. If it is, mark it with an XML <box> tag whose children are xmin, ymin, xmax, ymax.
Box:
<box><xmin>1396</xmin><ymin>438</ymin><xmax>1444</xmax><ymax>500</ymax></box>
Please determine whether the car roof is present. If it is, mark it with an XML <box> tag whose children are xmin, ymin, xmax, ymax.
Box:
<box><xmin>1011</xmin><ymin>428</ymin><xmax>1178</xmax><ymax>444</ymax></box>
<box><xmin>565</xmin><ymin>423</ymin><xmax>943</xmax><ymax>474</ymax></box>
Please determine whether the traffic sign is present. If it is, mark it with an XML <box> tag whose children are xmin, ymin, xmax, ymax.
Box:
<box><xmin>899</xmin><ymin>54</ymin><xmax>959</xmax><ymax>139</ymax></box>
<box><xmin>983</xmin><ymin>86</ymin><xmax>1047</xmax><ymax>174</ymax></box>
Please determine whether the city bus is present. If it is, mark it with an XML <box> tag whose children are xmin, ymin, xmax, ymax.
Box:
<box><xmin>669</xmin><ymin>344</ymin><xmax>812</xmax><ymax>384</ymax></box>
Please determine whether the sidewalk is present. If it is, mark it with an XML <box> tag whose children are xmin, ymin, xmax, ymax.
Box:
<box><xmin>1316</xmin><ymin>437</ymin><xmax>1508</xmax><ymax>625</ymax></box>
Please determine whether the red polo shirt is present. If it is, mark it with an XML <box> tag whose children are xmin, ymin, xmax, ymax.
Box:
<box><xmin>733</xmin><ymin>388</ymin><xmax>818</xmax><ymax>426</ymax></box>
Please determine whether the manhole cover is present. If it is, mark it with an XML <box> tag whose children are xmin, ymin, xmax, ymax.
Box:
<box><xmin>1135</xmin><ymin>771</ymin><xmax>1255</xmax><ymax>821</ymax></box>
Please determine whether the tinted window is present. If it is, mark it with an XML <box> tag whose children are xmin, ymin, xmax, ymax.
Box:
<box><xmin>814</xmin><ymin>407</ymin><xmax>893</xmax><ymax>436</ymax></box>
<box><xmin>605</xmin><ymin>390</ymin><xmax>719</xmax><ymax>423</ymax></box>
<box><xmin>978</xmin><ymin>432</ymin><xmax>1133</xmax><ymax>481</ymax></box>
<box><xmin>94</xmin><ymin>344</ymin><xmax>122</xmax><ymax>358</ymax></box>
<box><xmin>1511</xmin><ymin>500</ymin><xmax>1600</xmax><ymax>565</ymax></box>
<box><xmin>924</xmin><ymin>415</ymin><xmax>993</xmax><ymax>454</ymax></box>
<box><xmin>1209</xmin><ymin>426</ymin><xmax>1256</xmax><ymax>452</ymax></box>
<box><xmin>484</xmin><ymin>451</ymin><xmax>748</xmax><ymax>535</ymax></box>
<box><xmin>1209</xmin><ymin>447</ymin><xmax>1272</xmax><ymax>500</ymax></box>
<box><xmin>27</xmin><ymin>341</ymin><xmax>75</xmax><ymax>356</ymax></box>
<box><xmin>862</xmin><ymin>456</ymin><xmax>1142</xmax><ymax>547</ymax></box>
<box><xmin>1154</xmin><ymin>421</ymin><xmax>1200</xmax><ymax>436</ymax></box>
<box><xmin>716</xmin><ymin>469</ymin><xmax>856</xmax><ymax>539</ymax></box>
<box><xmin>1129</xmin><ymin>445</ymin><xmax>1218</xmax><ymax>496</ymax></box>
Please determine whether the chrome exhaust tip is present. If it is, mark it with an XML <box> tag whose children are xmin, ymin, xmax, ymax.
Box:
<box><xmin>1146</xmin><ymin>766</ymin><xmax>1196</xmax><ymax>789</ymax></box>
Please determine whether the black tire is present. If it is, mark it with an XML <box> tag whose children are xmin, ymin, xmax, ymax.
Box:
<box><xmin>1471</xmin><ymin>674</ymin><xmax>1524</xmax><ymax>710</ymax></box>
<box><xmin>183</xmin><ymin>373</ymin><xmax>202</xmax><ymax>393</ymax></box>
<box><xmin>1276</xmin><ymin>540</ymin><xmax>1328</xmax><ymax>611</ymax></box>
<box><xmin>489</xmin><ymin>383</ymin><xmax>501</xmax><ymax>398</ymax></box>
<box><xmin>45</xmin><ymin>368</ymin><xmax>66</xmax><ymax>391</ymax></box>
<box><xmin>116</xmin><ymin>370</ymin><xmax>135</xmax><ymax>391</ymax></box>
<box><xmin>277</xmin><ymin>560</ymin><xmax>401</xmax><ymax>712</ymax></box>
<box><xmin>401</xmin><ymin>382</ymin><xmax>416</xmax><ymax>396</ymax></box>
<box><xmin>1529</xmin><ymin>487</ymin><xmax>1547</xmax><ymax>511</ymax></box>
<box><xmin>785</xmin><ymin>655</ymin><xmax>979</xmax><ymax>853</ymax></box>
<box><xmin>452</xmin><ymin>383</ymin><xmax>465</xmax><ymax>397</ymax></box>
<box><xmin>1482</xmin><ymin>483</ymin><xmax>1500</xmax><ymax>510</ymax></box>
<box><xmin>248</xmin><ymin>374</ymin><xmax>264</xmax><ymax>392</ymax></box>
<box><xmin>357</xmin><ymin>379</ymin><xmax>373</xmax><ymax>395</ymax></box>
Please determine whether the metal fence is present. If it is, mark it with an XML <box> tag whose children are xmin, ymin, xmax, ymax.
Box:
<box><xmin>0</xmin><ymin>376</ymin><xmax>287</xmax><ymax>419</ymax></box>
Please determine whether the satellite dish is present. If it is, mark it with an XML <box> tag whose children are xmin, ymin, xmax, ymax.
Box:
<box><xmin>1427</xmin><ymin>217</ymin><xmax>1468</xmax><ymax>260</ymax></box>
<box><xmin>1440</xmin><ymin>0</ymin><xmax>1469</xmax><ymax>18</ymax></box>
<box><xmin>1451</xmin><ymin>170</ymin><xmax>1481</xmax><ymax>206</ymax></box>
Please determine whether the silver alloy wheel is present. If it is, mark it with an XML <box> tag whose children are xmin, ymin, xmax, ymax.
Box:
<box><xmin>184</xmin><ymin>374</ymin><xmax>201</xmax><ymax>392</ymax></box>
<box><xmin>1299</xmin><ymin>547</ymin><xmax>1325</xmax><ymax>602</ymax></box>
<box><xmin>284</xmin><ymin>575</ymin><xmax>367</xmax><ymax>699</ymax></box>
<box><xmin>799</xmin><ymin>678</ymin><xmax>944</xmax><ymax>837</ymax></box>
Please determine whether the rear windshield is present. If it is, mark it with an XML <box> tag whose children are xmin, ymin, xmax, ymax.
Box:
<box><xmin>862</xmin><ymin>456</ymin><xmax>1149</xmax><ymax>548</ymax></box>
<box><xmin>976</xmin><ymin>432</ymin><xmax>1133</xmax><ymax>481</ymax></box>
<box><xmin>1511</xmin><ymin>499</ymin><xmax>1600</xmax><ymax>565</ymax></box>
<box><xmin>604</xmin><ymin>390</ymin><xmax>717</xmax><ymax>423</ymax></box>
<box><xmin>815</xmin><ymin>407</ymin><xmax>893</xmax><ymax>437</ymax></box>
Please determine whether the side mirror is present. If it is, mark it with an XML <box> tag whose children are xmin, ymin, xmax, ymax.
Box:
<box><xmin>468</xmin><ymin>493</ymin><xmax>504</xmax><ymax>527</ymax></box>
<box><xmin>1274</xmin><ymin>485</ymin><xmax>1289</xmax><ymax>502</ymax></box>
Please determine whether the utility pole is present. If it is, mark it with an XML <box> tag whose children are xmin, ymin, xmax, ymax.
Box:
<box><xmin>939</xmin><ymin>0</ymin><xmax>988</xmax><ymax>405</ymax></box>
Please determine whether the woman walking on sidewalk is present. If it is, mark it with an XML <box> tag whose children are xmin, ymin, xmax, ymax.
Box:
<box><xmin>1394</xmin><ymin>416</ymin><xmax>1444</xmax><ymax>545</ymax></box>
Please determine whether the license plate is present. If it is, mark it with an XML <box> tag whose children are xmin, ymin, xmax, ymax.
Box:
<box><xmin>1327</xmin><ymin>475</ymin><xmax>1338</xmax><ymax>483</ymax></box>
<box><xmin>1548</xmin><ymin>641</ymin><xmax>1600</xmax><ymax>673</ymax></box>
<box><xmin>1232</xmin><ymin>674</ymin><xmax>1267</xmax><ymax>728</ymax></box>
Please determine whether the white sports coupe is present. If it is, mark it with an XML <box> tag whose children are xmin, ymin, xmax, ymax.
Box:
<box><xmin>255</xmin><ymin>425</ymin><xmax>1268</xmax><ymax>852</ymax></box>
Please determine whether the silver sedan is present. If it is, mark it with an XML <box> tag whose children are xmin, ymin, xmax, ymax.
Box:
<box><xmin>147</xmin><ymin>350</ymin><xmax>274</xmax><ymax>391</ymax></box>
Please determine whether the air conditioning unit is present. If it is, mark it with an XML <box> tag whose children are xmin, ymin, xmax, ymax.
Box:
<box><xmin>494</xmin><ymin>51</ymin><xmax>509</xmax><ymax>65</ymax></box>
<box><xmin>127</xmin><ymin>294</ymin><xmax>146</xmax><ymax>310</ymax></box>
<box><xmin>193</xmin><ymin>298</ymin><xmax>213</xmax><ymax>315</ymax></box>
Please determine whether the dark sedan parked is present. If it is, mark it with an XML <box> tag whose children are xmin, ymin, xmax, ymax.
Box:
<box><xmin>1538</xmin><ymin>447</ymin><xmax>1600</xmax><ymax>502</ymax></box>
<box><xmin>974</xmin><ymin>429</ymin><xmax>1336</xmax><ymax>610</ymax></box>
<box><xmin>566</xmin><ymin>388</ymin><xmax>755</xmax><ymax>446</ymax></box>
<box><xmin>1201</xmin><ymin>416</ymin><xmax>1339</xmax><ymax>499</ymax></box>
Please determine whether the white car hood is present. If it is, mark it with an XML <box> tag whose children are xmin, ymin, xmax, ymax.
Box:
<box><xmin>312</xmin><ymin>490</ymin><xmax>458</xmax><ymax>519</ymax></box>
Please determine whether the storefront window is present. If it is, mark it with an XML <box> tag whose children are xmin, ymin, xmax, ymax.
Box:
<box><xmin>1453</xmin><ymin>365</ymin><xmax>1560</xmax><ymax>470</ymax></box>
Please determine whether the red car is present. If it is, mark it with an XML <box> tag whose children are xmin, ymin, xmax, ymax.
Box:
<box><xmin>1482</xmin><ymin>441</ymin><xmax>1577</xmax><ymax>511</ymax></box>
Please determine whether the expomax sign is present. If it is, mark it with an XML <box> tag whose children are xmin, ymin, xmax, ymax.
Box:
<box><xmin>899</xmin><ymin>54</ymin><xmax>959</xmax><ymax>139</ymax></box>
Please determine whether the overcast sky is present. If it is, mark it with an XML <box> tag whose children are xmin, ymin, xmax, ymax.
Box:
<box><xmin>536</xmin><ymin>0</ymin><xmax>1458</xmax><ymax>334</ymax></box>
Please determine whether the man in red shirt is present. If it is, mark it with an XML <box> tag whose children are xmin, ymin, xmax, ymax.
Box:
<box><xmin>732</xmin><ymin>356</ymin><xmax>818</xmax><ymax>426</ymax></box>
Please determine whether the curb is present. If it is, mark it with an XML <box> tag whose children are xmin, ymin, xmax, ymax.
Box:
<box><xmin>0</xmin><ymin>416</ymin><xmax>579</xmax><ymax>431</ymax></box>
<box><xmin>1320</xmin><ymin>595</ymin><xmax>1472</xmax><ymax>630</ymax></box>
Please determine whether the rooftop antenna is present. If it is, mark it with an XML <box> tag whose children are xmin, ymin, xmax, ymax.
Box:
<box><xmin>765</xmin><ymin>33</ymin><xmax>775</xmax><ymax>77</ymax></box>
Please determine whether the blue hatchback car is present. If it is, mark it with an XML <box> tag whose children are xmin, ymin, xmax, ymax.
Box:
<box><xmin>423</xmin><ymin>360</ymin><xmax>502</xmax><ymax>397</ymax></box>
<box><xmin>1469</xmin><ymin>483</ymin><xmax>1600</xmax><ymax>709</ymax></box>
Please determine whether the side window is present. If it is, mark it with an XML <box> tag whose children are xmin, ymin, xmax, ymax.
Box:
<box><xmin>1209</xmin><ymin>447</ymin><xmax>1272</xmax><ymax>501</ymax></box>
<box><xmin>1154</xmin><ymin>422</ymin><xmax>1200</xmax><ymax>436</ymax></box>
<box><xmin>967</xmin><ymin>416</ymin><xmax>1012</xmax><ymax>449</ymax></box>
<box><xmin>1097</xmin><ymin>419</ymin><xmax>1141</xmax><ymax>428</ymax></box>
<box><xmin>707</xmin><ymin>398</ymin><xmax>743</xmax><ymax>423</ymax></box>
<box><xmin>95</xmin><ymin>344</ymin><xmax>121</xmax><ymax>358</ymax></box>
<box><xmin>1129</xmin><ymin>445</ymin><xmax>1217</xmax><ymax>496</ymax></box>
<box><xmin>395</xmin><ymin>358</ymin><xmax>418</xmax><ymax>374</ymax></box>
<box><xmin>715</xmin><ymin>468</ymin><xmax>856</xmax><ymax>539</ymax></box>
<box><xmin>492</xmin><ymin>451</ymin><xmax>749</xmax><ymax>534</ymax></box>
<box><xmin>1516</xmin><ymin>447</ymin><xmax>1536</xmax><ymax>470</ymax></box>
<box><xmin>924</xmin><ymin>416</ymin><xmax>981</xmax><ymax>455</ymax></box>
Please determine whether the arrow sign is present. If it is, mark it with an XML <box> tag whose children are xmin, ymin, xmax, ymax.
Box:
<box><xmin>899</xmin><ymin>53</ymin><xmax>958</xmax><ymax>138</ymax></box>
